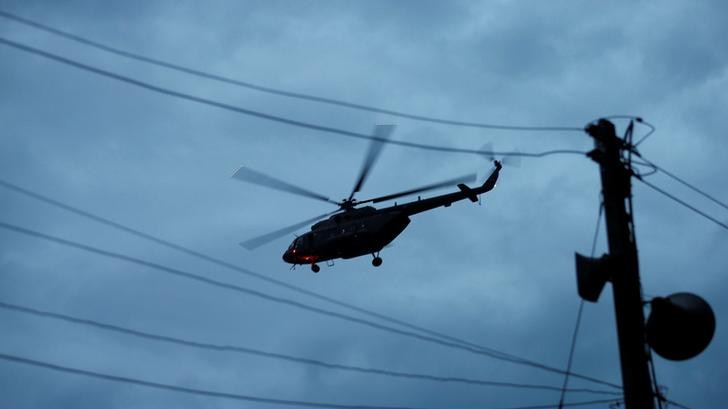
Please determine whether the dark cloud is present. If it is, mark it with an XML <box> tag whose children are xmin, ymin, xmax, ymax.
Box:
<box><xmin>1</xmin><ymin>1</ymin><xmax>726</xmax><ymax>408</ymax></box>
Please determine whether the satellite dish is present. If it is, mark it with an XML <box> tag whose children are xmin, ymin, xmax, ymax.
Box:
<box><xmin>646</xmin><ymin>292</ymin><xmax>715</xmax><ymax>361</ymax></box>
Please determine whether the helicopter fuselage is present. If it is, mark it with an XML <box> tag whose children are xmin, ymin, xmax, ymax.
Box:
<box><xmin>282</xmin><ymin>163</ymin><xmax>501</xmax><ymax>268</ymax></box>
<box><xmin>282</xmin><ymin>207</ymin><xmax>410</xmax><ymax>264</ymax></box>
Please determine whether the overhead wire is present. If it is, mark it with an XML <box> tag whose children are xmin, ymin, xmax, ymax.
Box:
<box><xmin>557</xmin><ymin>200</ymin><xmax>605</xmax><ymax>408</ymax></box>
<box><xmin>632</xmin><ymin>121</ymin><xmax>655</xmax><ymax>147</ymax></box>
<box><xmin>0</xmin><ymin>178</ymin><xmax>535</xmax><ymax>364</ymax></box>
<box><xmin>636</xmin><ymin>177</ymin><xmax>728</xmax><ymax>231</ymax></box>
<box><xmin>0</xmin><ymin>352</ymin><xmax>623</xmax><ymax>409</ymax></box>
<box><xmin>637</xmin><ymin>157</ymin><xmax>728</xmax><ymax>212</ymax></box>
<box><xmin>0</xmin><ymin>300</ymin><xmax>619</xmax><ymax>396</ymax></box>
<box><xmin>0</xmin><ymin>219</ymin><xmax>621</xmax><ymax>390</ymax></box>
<box><xmin>0</xmin><ymin>33</ymin><xmax>590</xmax><ymax>379</ymax></box>
<box><xmin>604</xmin><ymin>116</ymin><xmax>725</xmax><ymax>229</ymax></box>
<box><xmin>624</xmin><ymin>122</ymin><xmax>640</xmax><ymax>251</ymax></box>
<box><xmin>614</xmin><ymin>119</ymin><xmax>728</xmax><ymax>231</ymax></box>
<box><xmin>0</xmin><ymin>29</ymin><xmax>590</xmax><ymax>386</ymax></box>
<box><xmin>0</xmin><ymin>9</ymin><xmax>584</xmax><ymax>133</ymax></box>
<box><xmin>0</xmin><ymin>178</ymin><xmax>619</xmax><ymax>385</ymax></box>
<box><xmin>647</xmin><ymin>349</ymin><xmax>664</xmax><ymax>409</ymax></box>
<box><xmin>557</xmin><ymin>302</ymin><xmax>586</xmax><ymax>408</ymax></box>
<box><xmin>0</xmin><ymin>38</ymin><xmax>586</xmax><ymax>160</ymax></box>
<box><xmin>630</xmin><ymin>159</ymin><xmax>658</xmax><ymax>178</ymax></box>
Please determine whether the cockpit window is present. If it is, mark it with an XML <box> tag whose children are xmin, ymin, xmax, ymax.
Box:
<box><xmin>289</xmin><ymin>235</ymin><xmax>310</xmax><ymax>250</ymax></box>
<box><xmin>288</xmin><ymin>236</ymin><xmax>302</xmax><ymax>250</ymax></box>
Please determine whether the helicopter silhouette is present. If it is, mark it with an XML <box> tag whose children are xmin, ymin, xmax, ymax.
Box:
<box><xmin>233</xmin><ymin>125</ymin><xmax>502</xmax><ymax>272</ymax></box>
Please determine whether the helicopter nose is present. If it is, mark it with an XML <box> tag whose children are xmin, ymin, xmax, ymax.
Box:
<box><xmin>282</xmin><ymin>250</ymin><xmax>294</xmax><ymax>264</ymax></box>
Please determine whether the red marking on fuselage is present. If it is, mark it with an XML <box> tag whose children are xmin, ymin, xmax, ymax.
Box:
<box><xmin>282</xmin><ymin>249</ymin><xmax>319</xmax><ymax>264</ymax></box>
<box><xmin>298</xmin><ymin>254</ymin><xmax>319</xmax><ymax>263</ymax></box>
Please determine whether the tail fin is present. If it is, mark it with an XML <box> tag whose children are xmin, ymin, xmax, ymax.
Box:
<box><xmin>481</xmin><ymin>160</ymin><xmax>502</xmax><ymax>192</ymax></box>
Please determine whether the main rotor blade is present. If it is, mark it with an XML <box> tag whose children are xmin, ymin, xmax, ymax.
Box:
<box><xmin>359</xmin><ymin>172</ymin><xmax>477</xmax><ymax>204</ymax></box>
<box><xmin>348</xmin><ymin>124</ymin><xmax>395</xmax><ymax>201</ymax></box>
<box><xmin>240</xmin><ymin>210</ymin><xmax>339</xmax><ymax>250</ymax></box>
<box><xmin>232</xmin><ymin>166</ymin><xmax>338</xmax><ymax>205</ymax></box>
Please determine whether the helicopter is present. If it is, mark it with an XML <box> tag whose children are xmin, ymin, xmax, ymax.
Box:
<box><xmin>233</xmin><ymin>125</ymin><xmax>502</xmax><ymax>272</ymax></box>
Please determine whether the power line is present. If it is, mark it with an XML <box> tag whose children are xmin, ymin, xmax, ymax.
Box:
<box><xmin>559</xmin><ymin>300</ymin><xmax>588</xmax><ymax>409</ymax></box>
<box><xmin>0</xmin><ymin>300</ymin><xmax>619</xmax><ymax>396</ymax></box>
<box><xmin>0</xmin><ymin>352</ymin><xmax>622</xmax><ymax>409</ymax></box>
<box><xmin>0</xmin><ymin>178</ymin><xmax>526</xmax><ymax>365</ymax></box>
<box><xmin>632</xmin><ymin>121</ymin><xmax>655</xmax><ymax>147</ymax></box>
<box><xmin>639</xmin><ymin>158</ymin><xmax>728</xmax><ymax>212</ymax></box>
<box><xmin>558</xmin><ymin>301</ymin><xmax>586</xmax><ymax>409</ymax></box>
<box><xmin>0</xmin><ymin>37</ymin><xmax>586</xmax><ymax>160</ymax></box>
<box><xmin>0</xmin><ymin>178</ymin><xmax>618</xmax><ymax>387</ymax></box>
<box><xmin>557</xmin><ymin>201</ymin><xmax>605</xmax><ymax>408</ymax></box>
<box><xmin>0</xmin><ymin>9</ymin><xmax>584</xmax><ymax>133</ymax></box>
<box><xmin>647</xmin><ymin>350</ymin><xmax>663</xmax><ymax>409</ymax></box>
<box><xmin>590</xmin><ymin>201</ymin><xmax>605</xmax><ymax>257</ymax></box>
<box><xmin>0</xmin><ymin>219</ymin><xmax>621</xmax><ymax>390</ymax></box>
<box><xmin>630</xmin><ymin>159</ymin><xmax>658</xmax><ymax>178</ymax></box>
<box><xmin>636</xmin><ymin>178</ymin><xmax>728</xmax><ymax>231</ymax></box>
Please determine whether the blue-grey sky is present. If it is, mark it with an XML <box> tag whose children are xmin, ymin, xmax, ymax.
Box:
<box><xmin>1</xmin><ymin>1</ymin><xmax>726</xmax><ymax>408</ymax></box>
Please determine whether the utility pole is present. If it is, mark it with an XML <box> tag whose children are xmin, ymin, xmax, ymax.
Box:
<box><xmin>585</xmin><ymin>119</ymin><xmax>655</xmax><ymax>409</ymax></box>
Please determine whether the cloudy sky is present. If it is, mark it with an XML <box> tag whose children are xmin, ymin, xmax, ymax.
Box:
<box><xmin>1</xmin><ymin>1</ymin><xmax>726</xmax><ymax>408</ymax></box>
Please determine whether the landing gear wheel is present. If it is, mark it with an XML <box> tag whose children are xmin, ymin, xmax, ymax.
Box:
<box><xmin>372</xmin><ymin>257</ymin><xmax>382</xmax><ymax>267</ymax></box>
<box><xmin>311</xmin><ymin>264</ymin><xmax>320</xmax><ymax>273</ymax></box>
